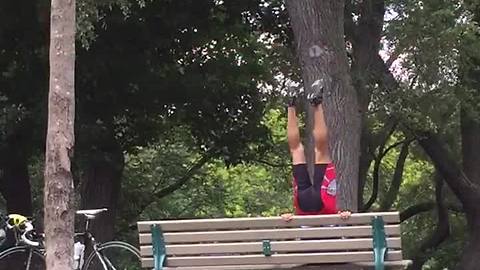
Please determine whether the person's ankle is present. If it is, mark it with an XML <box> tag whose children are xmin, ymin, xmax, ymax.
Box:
<box><xmin>307</xmin><ymin>92</ymin><xmax>322</xmax><ymax>106</ymax></box>
<box><xmin>285</xmin><ymin>86</ymin><xmax>300</xmax><ymax>107</ymax></box>
<box><xmin>287</xmin><ymin>96</ymin><xmax>297</xmax><ymax>107</ymax></box>
<box><xmin>308</xmin><ymin>79</ymin><xmax>325</xmax><ymax>106</ymax></box>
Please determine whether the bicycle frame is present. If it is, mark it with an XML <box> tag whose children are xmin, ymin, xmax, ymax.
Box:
<box><xmin>76</xmin><ymin>216</ymin><xmax>110</xmax><ymax>270</ymax></box>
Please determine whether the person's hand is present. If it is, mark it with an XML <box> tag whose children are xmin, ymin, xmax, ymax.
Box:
<box><xmin>338</xmin><ymin>210</ymin><xmax>351</xmax><ymax>220</ymax></box>
<box><xmin>281</xmin><ymin>213</ymin><xmax>294</xmax><ymax>222</ymax></box>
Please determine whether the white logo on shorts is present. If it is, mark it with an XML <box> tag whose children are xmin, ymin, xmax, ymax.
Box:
<box><xmin>322</xmin><ymin>179</ymin><xmax>337</xmax><ymax>196</ymax></box>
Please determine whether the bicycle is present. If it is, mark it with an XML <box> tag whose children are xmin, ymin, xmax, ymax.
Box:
<box><xmin>0</xmin><ymin>214</ymin><xmax>44</xmax><ymax>270</ymax></box>
<box><xmin>0</xmin><ymin>208</ymin><xmax>141</xmax><ymax>270</ymax></box>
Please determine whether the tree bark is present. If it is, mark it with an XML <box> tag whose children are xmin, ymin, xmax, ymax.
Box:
<box><xmin>44</xmin><ymin>0</ymin><xmax>76</xmax><ymax>269</ymax></box>
<box><xmin>461</xmin><ymin>108</ymin><xmax>480</xmax><ymax>186</ymax></box>
<box><xmin>344</xmin><ymin>0</ymin><xmax>386</xmax><ymax>211</ymax></box>
<box><xmin>286</xmin><ymin>0</ymin><xmax>361</xmax><ymax>210</ymax></box>
<box><xmin>456</xmin><ymin>108</ymin><xmax>480</xmax><ymax>270</ymax></box>
<box><xmin>457</xmin><ymin>224</ymin><xmax>480</xmax><ymax>270</ymax></box>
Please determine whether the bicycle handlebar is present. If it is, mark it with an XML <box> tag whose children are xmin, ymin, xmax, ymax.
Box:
<box><xmin>20</xmin><ymin>221</ymin><xmax>40</xmax><ymax>247</ymax></box>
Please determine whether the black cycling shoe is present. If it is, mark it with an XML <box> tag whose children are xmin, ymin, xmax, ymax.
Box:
<box><xmin>286</xmin><ymin>86</ymin><xmax>300</xmax><ymax>107</ymax></box>
<box><xmin>308</xmin><ymin>79</ymin><xmax>327</xmax><ymax>106</ymax></box>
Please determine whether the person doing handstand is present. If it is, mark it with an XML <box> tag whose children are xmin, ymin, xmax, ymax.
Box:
<box><xmin>282</xmin><ymin>84</ymin><xmax>350</xmax><ymax>221</ymax></box>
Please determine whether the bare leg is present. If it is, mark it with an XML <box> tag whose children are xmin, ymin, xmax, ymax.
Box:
<box><xmin>287</xmin><ymin>106</ymin><xmax>306</xmax><ymax>165</ymax></box>
<box><xmin>312</xmin><ymin>104</ymin><xmax>331</xmax><ymax>164</ymax></box>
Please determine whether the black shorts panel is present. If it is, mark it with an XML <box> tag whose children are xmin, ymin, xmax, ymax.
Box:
<box><xmin>293</xmin><ymin>164</ymin><xmax>328</xmax><ymax>212</ymax></box>
<box><xmin>293</xmin><ymin>164</ymin><xmax>311</xmax><ymax>190</ymax></box>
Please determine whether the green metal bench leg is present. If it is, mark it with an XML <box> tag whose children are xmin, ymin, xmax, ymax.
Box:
<box><xmin>372</xmin><ymin>216</ymin><xmax>387</xmax><ymax>270</ymax></box>
<box><xmin>262</xmin><ymin>240</ymin><xmax>272</xmax><ymax>256</ymax></box>
<box><xmin>151</xmin><ymin>224</ymin><xmax>166</xmax><ymax>270</ymax></box>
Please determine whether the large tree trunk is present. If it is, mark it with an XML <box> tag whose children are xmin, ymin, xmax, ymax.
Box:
<box><xmin>81</xmin><ymin>139</ymin><xmax>124</xmax><ymax>243</ymax></box>
<box><xmin>44</xmin><ymin>0</ymin><xmax>76</xmax><ymax>269</ymax></box>
<box><xmin>456</xmin><ymin>3</ymin><xmax>480</xmax><ymax>268</ymax></box>
<box><xmin>456</xmin><ymin>108</ymin><xmax>480</xmax><ymax>270</ymax></box>
<box><xmin>344</xmin><ymin>0</ymin><xmax>385</xmax><ymax>210</ymax></box>
<box><xmin>461</xmin><ymin>108</ymin><xmax>480</xmax><ymax>186</ymax></box>
<box><xmin>286</xmin><ymin>0</ymin><xmax>361</xmax><ymax>210</ymax></box>
<box><xmin>457</xmin><ymin>218</ymin><xmax>480</xmax><ymax>270</ymax></box>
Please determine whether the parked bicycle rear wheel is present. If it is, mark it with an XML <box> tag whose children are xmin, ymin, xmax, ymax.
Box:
<box><xmin>82</xmin><ymin>241</ymin><xmax>141</xmax><ymax>270</ymax></box>
<box><xmin>0</xmin><ymin>246</ymin><xmax>45</xmax><ymax>270</ymax></box>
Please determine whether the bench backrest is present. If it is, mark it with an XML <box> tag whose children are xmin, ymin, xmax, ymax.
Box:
<box><xmin>137</xmin><ymin>212</ymin><xmax>403</xmax><ymax>268</ymax></box>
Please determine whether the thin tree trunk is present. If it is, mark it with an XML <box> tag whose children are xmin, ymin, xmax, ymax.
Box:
<box><xmin>286</xmin><ymin>0</ymin><xmax>361</xmax><ymax>211</ymax></box>
<box><xmin>44</xmin><ymin>0</ymin><xmax>76</xmax><ymax>269</ymax></box>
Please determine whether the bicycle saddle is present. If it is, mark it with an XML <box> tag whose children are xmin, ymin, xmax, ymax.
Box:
<box><xmin>76</xmin><ymin>208</ymin><xmax>108</xmax><ymax>219</ymax></box>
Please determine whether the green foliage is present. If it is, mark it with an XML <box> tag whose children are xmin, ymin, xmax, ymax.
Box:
<box><xmin>114</xmin><ymin>109</ymin><xmax>292</xmax><ymax>242</ymax></box>
<box><xmin>384</xmin><ymin>0</ymin><xmax>480</xmax><ymax>131</ymax></box>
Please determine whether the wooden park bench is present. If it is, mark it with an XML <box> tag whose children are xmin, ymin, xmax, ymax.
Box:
<box><xmin>137</xmin><ymin>212</ymin><xmax>411</xmax><ymax>270</ymax></box>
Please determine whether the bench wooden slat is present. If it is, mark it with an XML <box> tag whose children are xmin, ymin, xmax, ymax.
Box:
<box><xmin>140</xmin><ymin>238</ymin><xmax>402</xmax><ymax>256</ymax></box>
<box><xmin>139</xmin><ymin>225</ymin><xmax>401</xmax><ymax>244</ymax></box>
<box><xmin>162</xmin><ymin>265</ymin><xmax>300</xmax><ymax>270</ymax></box>
<box><xmin>160</xmin><ymin>260</ymin><xmax>412</xmax><ymax>270</ymax></box>
<box><xmin>141</xmin><ymin>251</ymin><xmax>403</xmax><ymax>267</ymax></box>
<box><xmin>138</xmin><ymin>212</ymin><xmax>400</xmax><ymax>232</ymax></box>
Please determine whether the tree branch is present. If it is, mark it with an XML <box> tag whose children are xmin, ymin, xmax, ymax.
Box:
<box><xmin>385</xmin><ymin>47</ymin><xmax>403</xmax><ymax>68</ymax></box>
<box><xmin>380</xmin><ymin>140</ymin><xmax>411</xmax><ymax>211</ymax></box>
<box><xmin>400</xmin><ymin>202</ymin><xmax>464</xmax><ymax>222</ymax></box>
<box><xmin>363</xmin><ymin>154</ymin><xmax>381</xmax><ymax>211</ymax></box>
<box><xmin>362</xmin><ymin>129</ymin><xmax>409</xmax><ymax>212</ymax></box>
<box><xmin>371</xmin><ymin>53</ymin><xmax>400</xmax><ymax>92</ymax></box>
<box><xmin>344</xmin><ymin>0</ymin><xmax>358</xmax><ymax>43</ymax></box>
<box><xmin>416</xmin><ymin>132</ymin><xmax>480</xmax><ymax>208</ymax></box>
<box><xmin>381</xmin><ymin>137</ymin><xmax>415</xmax><ymax>158</ymax></box>
<box><xmin>137</xmin><ymin>150</ymin><xmax>216</xmax><ymax>215</ymax></box>
<box><xmin>408</xmin><ymin>174</ymin><xmax>450</xmax><ymax>270</ymax></box>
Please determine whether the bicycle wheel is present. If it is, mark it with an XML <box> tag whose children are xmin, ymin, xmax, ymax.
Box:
<box><xmin>0</xmin><ymin>246</ymin><xmax>45</xmax><ymax>270</ymax></box>
<box><xmin>83</xmin><ymin>241</ymin><xmax>141</xmax><ymax>270</ymax></box>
